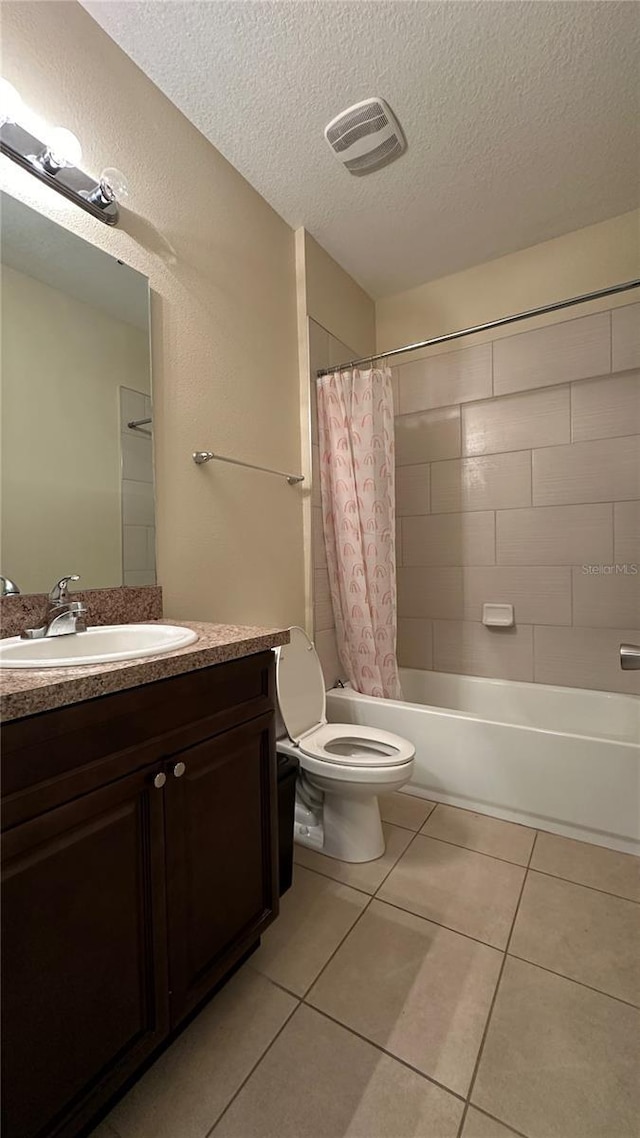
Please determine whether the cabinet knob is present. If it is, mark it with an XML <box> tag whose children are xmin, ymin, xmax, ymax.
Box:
<box><xmin>173</xmin><ymin>761</ymin><xmax>186</xmax><ymax>778</ymax></box>
<box><xmin>153</xmin><ymin>772</ymin><xmax>167</xmax><ymax>789</ymax></box>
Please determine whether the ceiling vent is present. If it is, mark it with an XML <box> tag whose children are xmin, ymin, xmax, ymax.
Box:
<box><xmin>324</xmin><ymin>98</ymin><xmax>406</xmax><ymax>176</ymax></box>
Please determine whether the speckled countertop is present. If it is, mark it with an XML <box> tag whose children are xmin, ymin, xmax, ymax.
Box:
<box><xmin>0</xmin><ymin>621</ymin><xmax>289</xmax><ymax>722</ymax></box>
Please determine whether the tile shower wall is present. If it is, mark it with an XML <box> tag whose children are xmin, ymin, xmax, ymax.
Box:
<box><xmin>309</xmin><ymin>318</ymin><xmax>357</xmax><ymax>687</ymax></box>
<box><xmin>394</xmin><ymin>301</ymin><xmax>640</xmax><ymax>695</ymax></box>
<box><xmin>120</xmin><ymin>387</ymin><xmax>156</xmax><ymax>587</ymax></box>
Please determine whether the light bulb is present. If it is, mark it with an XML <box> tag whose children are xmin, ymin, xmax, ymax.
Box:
<box><xmin>0</xmin><ymin>78</ymin><xmax>23</xmax><ymax>126</ymax></box>
<box><xmin>46</xmin><ymin>126</ymin><xmax>82</xmax><ymax>169</ymax></box>
<box><xmin>99</xmin><ymin>167</ymin><xmax>129</xmax><ymax>203</ymax></box>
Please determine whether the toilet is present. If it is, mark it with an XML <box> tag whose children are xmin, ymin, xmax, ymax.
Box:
<box><xmin>275</xmin><ymin>626</ymin><xmax>415</xmax><ymax>863</ymax></box>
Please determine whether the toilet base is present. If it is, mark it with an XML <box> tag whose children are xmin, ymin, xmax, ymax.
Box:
<box><xmin>294</xmin><ymin>788</ymin><xmax>385</xmax><ymax>863</ymax></box>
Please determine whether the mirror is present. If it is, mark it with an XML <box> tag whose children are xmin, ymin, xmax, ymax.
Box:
<box><xmin>1</xmin><ymin>192</ymin><xmax>154</xmax><ymax>595</ymax></box>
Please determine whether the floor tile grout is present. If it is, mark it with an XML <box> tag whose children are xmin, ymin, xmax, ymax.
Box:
<box><xmin>526</xmin><ymin>864</ymin><xmax>640</xmax><ymax>906</ymax></box>
<box><xmin>299</xmin><ymin>826</ymin><xmax>425</xmax><ymax>1001</ymax></box>
<box><xmin>203</xmin><ymin>995</ymin><xmax>302</xmax><ymax>1138</ymax></box>
<box><xmin>455</xmin><ymin>831</ymin><xmax>538</xmax><ymax>1138</ymax></box>
<box><xmin>465</xmin><ymin>1104</ymin><xmax>531</xmax><ymax>1138</ymax></box>
<box><xmin>369</xmin><ymin>895</ymin><xmax>509</xmax><ymax>953</ymax></box>
<box><xmin>415</xmin><ymin>829</ymin><xmax>536</xmax><ymax>868</ymax></box>
<box><xmin>301</xmin><ymin>1001</ymin><xmax>468</xmax><ymax>1106</ymax></box>
<box><xmin>505</xmin><ymin>951</ymin><xmax>640</xmax><ymax>1012</ymax></box>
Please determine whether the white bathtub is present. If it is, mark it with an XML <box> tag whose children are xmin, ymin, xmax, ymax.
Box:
<box><xmin>326</xmin><ymin>669</ymin><xmax>640</xmax><ymax>855</ymax></box>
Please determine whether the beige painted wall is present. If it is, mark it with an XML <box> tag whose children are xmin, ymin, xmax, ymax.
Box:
<box><xmin>0</xmin><ymin>1</ymin><xmax>304</xmax><ymax>628</ymax></box>
<box><xmin>377</xmin><ymin>210</ymin><xmax>640</xmax><ymax>353</ymax></box>
<box><xmin>1</xmin><ymin>263</ymin><xmax>149</xmax><ymax>593</ymax></box>
<box><xmin>294</xmin><ymin>228</ymin><xmax>376</xmax><ymax>682</ymax></box>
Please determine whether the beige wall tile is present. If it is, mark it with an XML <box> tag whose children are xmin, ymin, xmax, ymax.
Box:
<box><xmin>572</xmin><ymin>372</ymin><xmax>640</xmax><ymax>442</ymax></box>
<box><xmin>612</xmin><ymin>303</ymin><xmax>640</xmax><ymax>373</ymax></box>
<box><xmin>462</xmin><ymin>566</ymin><xmax>571</xmax><ymax>625</ymax></box>
<box><xmin>397</xmin><ymin>617</ymin><xmax>433</xmax><ymax>669</ymax></box>
<box><xmin>390</xmin><ymin>365</ymin><xmax>399</xmax><ymax>411</ymax></box>
<box><xmin>432</xmin><ymin>452</ymin><xmax>531</xmax><ymax>513</ymax></box>
<box><xmin>395</xmin><ymin>405</ymin><xmax>461</xmax><ymax>465</ymax></box>
<box><xmin>614</xmin><ymin>501</ymin><xmax>640</xmax><ymax>563</ymax></box>
<box><xmin>398</xmin><ymin>566</ymin><xmax>463</xmax><ymax>620</ymax></box>
<box><xmin>314</xmin><ymin>566</ymin><xmax>331</xmax><ymax>604</ymax></box>
<box><xmin>312</xmin><ymin>506</ymin><xmax>327</xmax><ymax>568</ymax></box>
<box><xmin>315</xmin><ymin>627</ymin><xmax>342</xmax><ymax>688</ymax></box>
<box><xmin>403</xmin><ymin>512</ymin><xmax>495</xmax><ymax>566</ymax></box>
<box><xmin>497</xmin><ymin>504</ymin><xmax>613</xmax><ymax>566</ymax></box>
<box><xmin>463</xmin><ymin>387</ymin><xmax>570</xmax><ymax>456</ymax></box>
<box><xmin>433</xmin><ymin>620</ymin><xmax>534</xmax><ymax>681</ymax></box>
<box><xmin>533</xmin><ymin>435</ymin><xmax>640</xmax><ymax>506</ymax></box>
<box><xmin>311</xmin><ymin>444</ymin><xmax>321</xmax><ymax>506</ymax></box>
<box><xmin>313</xmin><ymin>569</ymin><xmax>333</xmax><ymax>633</ymax></box>
<box><xmin>533</xmin><ymin>625</ymin><xmax>640</xmax><ymax>694</ymax></box>
<box><xmin>493</xmin><ymin>311</ymin><xmax>610</xmax><ymax>395</ymax></box>
<box><xmin>398</xmin><ymin>343</ymin><xmax>492</xmax><ymax>414</ymax></box>
<box><xmin>396</xmin><ymin>463</ymin><xmax>430</xmax><ymax>516</ymax></box>
<box><xmin>572</xmin><ymin>566</ymin><xmax>640</xmax><ymax>629</ymax></box>
<box><xmin>314</xmin><ymin>600</ymin><xmax>334</xmax><ymax>633</ymax></box>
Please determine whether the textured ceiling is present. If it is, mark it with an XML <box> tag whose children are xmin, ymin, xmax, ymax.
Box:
<box><xmin>82</xmin><ymin>0</ymin><xmax>640</xmax><ymax>298</ymax></box>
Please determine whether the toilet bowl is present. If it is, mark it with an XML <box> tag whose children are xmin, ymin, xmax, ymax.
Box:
<box><xmin>275</xmin><ymin>627</ymin><xmax>415</xmax><ymax>863</ymax></box>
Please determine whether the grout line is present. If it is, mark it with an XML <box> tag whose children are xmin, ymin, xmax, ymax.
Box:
<box><xmin>528</xmin><ymin>865</ymin><xmax>640</xmax><ymax>906</ymax></box>
<box><xmin>415</xmin><ymin>829</ymin><xmax>536</xmax><ymax>869</ymax></box>
<box><xmin>505</xmin><ymin>951</ymin><xmax>640</xmax><ymax>1011</ymax></box>
<box><xmin>303</xmin><ymin>1002</ymin><xmax>468</xmax><ymax>1106</ymax></box>
<box><xmin>465</xmin><ymin>1104</ymin><xmax>531</xmax><ymax>1138</ymax></box>
<box><xmin>455</xmin><ymin>832</ymin><xmax>538</xmax><ymax>1138</ymax></box>
<box><xmin>296</xmin><ymin>826</ymin><xmax>427</xmax><ymax>999</ymax></box>
<box><xmin>369</xmin><ymin>895</ymin><xmax>509</xmax><ymax>953</ymax></box>
<box><xmin>204</xmin><ymin>995</ymin><xmax>302</xmax><ymax>1137</ymax></box>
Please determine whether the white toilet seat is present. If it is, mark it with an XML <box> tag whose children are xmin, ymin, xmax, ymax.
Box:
<box><xmin>299</xmin><ymin>722</ymin><xmax>414</xmax><ymax>767</ymax></box>
<box><xmin>275</xmin><ymin>627</ymin><xmax>415</xmax><ymax>862</ymax></box>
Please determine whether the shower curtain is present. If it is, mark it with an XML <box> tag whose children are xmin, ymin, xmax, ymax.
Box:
<box><xmin>317</xmin><ymin>365</ymin><xmax>402</xmax><ymax>700</ymax></box>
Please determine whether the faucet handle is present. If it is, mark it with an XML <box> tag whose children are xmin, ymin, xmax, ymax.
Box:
<box><xmin>49</xmin><ymin>575</ymin><xmax>80</xmax><ymax>603</ymax></box>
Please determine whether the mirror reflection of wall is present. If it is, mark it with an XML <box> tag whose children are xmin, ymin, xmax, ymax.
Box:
<box><xmin>0</xmin><ymin>192</ymin><xmax>154</xmax><ymax>595</ymax></box>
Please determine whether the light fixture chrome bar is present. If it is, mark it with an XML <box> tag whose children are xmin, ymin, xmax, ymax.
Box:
<box><xmin>128</xmin><ymin>417</ymin><xmax>152</xmax><ymax>430</ymax></box>
<box><xmin>0</xmin><ymin>121</ymin><xmax>119</xmax><ymax>225</ymax></box>
<box><xmin>316</xmin><ymin>279</ymin><xmax>640</xmax><ymax>376</ymax></box>
<box><xmin>193</xmin><ymin>450</ymin><xmax>304</xmax><ymax>486</ymax></box>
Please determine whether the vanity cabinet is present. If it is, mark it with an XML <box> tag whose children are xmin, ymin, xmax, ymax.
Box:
<box><xmin>1</xmin><ymin>651</ymin><xmax>278</xmax><ymax>1138</ymax></box>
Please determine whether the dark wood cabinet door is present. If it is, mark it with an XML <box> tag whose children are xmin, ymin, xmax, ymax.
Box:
<box><xmin>165</xmin><ymin>712</ymin><xmax>278</xmax><ymax>1025</ymax></box>
<box><xmin>1</xmin><ymin>766</ymin><xmax>169</xmax><ymax>1138</ymax></box>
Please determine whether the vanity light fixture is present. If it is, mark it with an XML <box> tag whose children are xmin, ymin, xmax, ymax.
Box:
<box><xmin>0</xmin><ymin>79</ymin><xmax>127</xmax><ymax>225</ymax></box>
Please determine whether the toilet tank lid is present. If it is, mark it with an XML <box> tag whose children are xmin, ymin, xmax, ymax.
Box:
<box><xmin>275</xmin><ymin>626</ymin><xmax>327</xmax><ymax>742</ymax></box>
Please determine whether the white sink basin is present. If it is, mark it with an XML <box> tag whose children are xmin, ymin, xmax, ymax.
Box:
<box><xmin>0</xmin><ymin>624</ymin><xmax>198</xmax><ymax>668</ymax></box>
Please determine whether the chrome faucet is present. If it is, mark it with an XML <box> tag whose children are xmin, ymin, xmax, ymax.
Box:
<box><xmin>21</xmin><ymin>575</ymin><xmax>88</xmax><ymax>640</ymax></box>
<box><xmin>620</xmin><ymin>644</ymin><xmax>640</xmax><ymax>670</ymax></box>
<box><xmin>0</xmin><ymin>575</ymin><xmax>21</xmax><ymax>596</ymax></box>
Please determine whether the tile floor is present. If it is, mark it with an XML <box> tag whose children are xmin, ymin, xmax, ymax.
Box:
<box><xmin>94</xmin><ymin>794</ymin><xmax>640</xmax><ymax>1138</ymax></box>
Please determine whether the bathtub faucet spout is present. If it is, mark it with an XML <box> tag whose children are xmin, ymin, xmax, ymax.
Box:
<box><xmin>620</xmin><ymin>644</ymin><xmax>640</xmax><ymax>670</ymax></box>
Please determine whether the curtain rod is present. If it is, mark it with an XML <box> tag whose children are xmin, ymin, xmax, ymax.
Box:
<box><xmin>316</xmin><ymin>279</ymin><xmax>640</xmax><ymax>377</ymax></box>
